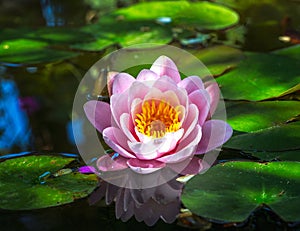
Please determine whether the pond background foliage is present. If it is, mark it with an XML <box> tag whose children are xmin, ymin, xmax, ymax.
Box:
<box><xmin>0</xmin><ymin>0</ymin><xmax>299</xmax><ymax>230</ymax></box>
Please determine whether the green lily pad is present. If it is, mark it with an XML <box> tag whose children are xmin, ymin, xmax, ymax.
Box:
<box><xmin>225</xmin><ymin>122</ymin><xmax>300</xmax><ymax>152</ymax></box>
<box><xmin>226</xmin><ymin>101</ymin><xmax>300</xmax><ymax>132</ymax></box>
<box><xmin>187</xmin><ymin>45</ymin><xmax>245</xmax><ymax>76</ymax></box>
<box><xmin>0</xmin><ymin>155</ymin><xmax>97</xmax><ymax>210</ymax></box>
<box><xmin>216</xmin><ymin>53</ymin><xmax>300</xmax><ymax>100</ymax></box>
<box><xmin>175</xmin><ymin>2</ymin><xmax>239</xmax><ymax>30</ymax></box>
<box><xmin>115</xmin><ymin>1</ymin><xmax>239</xmax><ymax>30</ymax></box>
<box><xmin>249</xmin><ymin>150</ymin><xmax>300</xmax><ymax>161</ymax></box>
<box><xmin>272</xmin><ymin>45</ymin><xmax>300</xmax><ymax>61</ymax></box>
<box><xmin>0</xmin><ymin>38</ymin><xmax>78</xmax><ymax>65</ymax></box>
<box><xmin>71</xmin><ymin>18</ymin><xmax>172</xmax><ymax>51</ymax></box>
<box><xmin>182</xmin><ymin>161</ymin><xmax>300</xmax><ymax>222</ymax></box>
<box><xmin>0</xmin><ymin>27</ymin><xmax>94</xmax><ymax>45</ymax></box>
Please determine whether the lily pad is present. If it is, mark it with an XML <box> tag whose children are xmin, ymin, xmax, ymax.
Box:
<box><xmin>216</xmin><ymin>53</ymin><xmax>300</xmax><ymax>100</ymax></box>
<box><xmin>115</xmin><ymin>1</ymin><xmax>239</xmax><ymax>30</ymax></box>
<box><xmin>187</xmin><ymin>45</ymin><xmax>245</xmax><ymax>76</ymax></box>
<box><xmin>224</xmin><ymin>122</ymin><xmax>300</xmax><ymax>152</ymax></box>
<box><xmin>182</xmin><ymin>161</ymin><xmax>300</xmax><ymax>222</ymax></box>
<box><xmin>71</xmin><ymin>18</ymin><xmax>172</xmax><ymax>51</ymax></box>
<box><xmin>249</xmin><ymin>150</ymin><xmax>300</xmax><ymax>161</ymax></box>
<box><xmin>226</xmin><ymin>101</ymin><xmax>300</xmax><ymax>132</ymax></box>
<box><xmin>0</xmin><ymin>27</ymin><xmax>94</xmax><ymax>45</ymax></box>
<box><xmin>272</xmin><ymin>45</ymin><xmax>300</xmax><ymax>61</ymax></box>
<box><xmin>0</xmin><ymin>155</ymin><xmax>97</xmax><ymax>210</ymax></box>
<box><xmin>0</xmin><ymin>38</ymin><xmax>78</xmax><ymax>65</ymax></box>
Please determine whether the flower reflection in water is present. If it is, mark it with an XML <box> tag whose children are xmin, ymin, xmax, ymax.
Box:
<box><xmin>89</xmin><ymin>170</ymin><xmax>183</xmax><ymax>226</ymax></box>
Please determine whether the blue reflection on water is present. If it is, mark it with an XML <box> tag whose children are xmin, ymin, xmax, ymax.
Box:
<box><xmin>40</xmin><ymin>0</ymin><xmax>65</xmax><ymax>27</ymax></box>
<box><xmin>0</xmin><ymin>79</ymin><xmax>31</xmax><ymax>151</ymax></box>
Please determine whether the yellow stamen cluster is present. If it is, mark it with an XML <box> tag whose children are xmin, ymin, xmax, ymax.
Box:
<box><xmin>135</xmin><ymin>100</ymin><xmax>181</xmax><ymax>138</ymax></box>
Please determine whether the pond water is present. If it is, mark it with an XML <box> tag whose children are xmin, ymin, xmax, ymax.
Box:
<box><xmin>0</xmin><ymin>0</ymin><xmax>299</xmax><ymax>230</ymax></box>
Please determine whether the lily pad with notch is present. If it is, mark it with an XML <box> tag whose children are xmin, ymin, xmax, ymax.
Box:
<box><xmin>216</xmin><ymin>53</ymin><xmax>300</xmax><ymax>100</ymax></box>
<box><xmin>182</xmin><ymin>161</ymin><xmax>300</xmax><ymax>222</ymax></box>
<box><xmin>224</xmin><ymin>121</ymin><xmax>300</xmax><ymax>152</ymax></box>
<box><xmin>226</xmin><ymin>101</ymin><xmax>300</xmax><ymax>132</ymax></box>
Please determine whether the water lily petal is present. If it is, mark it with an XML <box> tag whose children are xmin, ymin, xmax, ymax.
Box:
<box><xmin>189</xmin><ymin>89</ymin><xmax>210</xmax><ymax>126</ymax></box>
<box><xmin>128</xmin><ymin>129</ymin><xmax>184</xmax><ymax>160</ymax></box>
<box><xmin>137</xmin><ymin>69</ymin><xmax>159</xmax><ymax>81</ymax></box>
<box><xmin>195</xmin><ymin>120</ymin><xmax>233</xmax><ymax>154</ymax></box>
<box><xmin>120</xmin><ymin>113</ymin><xmax>137</xmax><ymax>142</ymax></box>
<box><xmin>178</xmin><ymin>75</ymin><xmax>204</xmax><ymax>94</ymax></box>
<box><xmin>112</xmin><ymin>73</ymin><xmax>135</xmax><ymax>95</ymax></box>
<box><xmin>152</xmin><ymin>76</ymin><xmax>178</xmax><ymax>92</ymax></box>
<box><xmin>111</xmin><ymin>93</ymin><xmax>129</xmax><ymax>127</ymax></box>
<box><xmin>97</xmin><ymin>154</ymin><xmax>128</xmax><ymax>172</ymax></box>
<box><xmin>150</xmin><ymin>56</ymin><xmax>181</xmax><ymax>83</ymax></box>
<box><xmin>107</xmin><ymin>71</ymin><xmax>119</xmax><ymax>96</ymax></box>
<box><xmin>127</xmin><ymin>159</ymin><xmax>165</xmax><ymax>174</ymax></box>
<box><xmin>181</xmin><ymin>104</ymin><xmax>199</xmax><ymax>140</ymax></box>
<box><xmin>143</xmin><ymin>88</ymin><xmax>181</xmax><ymax>109</ymax></box>
<box><xmin>83</xmin><ymin>100</ymin><xmax>111</xmax><ymax>133</ymax></box>
<box><xmin>157</xmin><ymin>125</ymin><xmax>201</xmax><ymax>163</ymax></box>
<box><xmin>142</xmin><ymin>88</ymin><xmax>187</xmax><ymax>122</ymax></box>
<box><xmin>205</xmin><ymin>81</ymin><xmax>220</xmax><ymax>117</ymax></box>
<box><xmin>103</xmin><ymin>127</ymin><xmax>136</xmax><ymax>158</ymax></box>
<box><xmin>128</xmin><ymin>81</ymin><xmax>151</xmax><ymax>105</ymax></box>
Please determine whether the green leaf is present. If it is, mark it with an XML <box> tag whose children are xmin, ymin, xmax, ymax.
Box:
<box><xmin>0</xmin><ymin>27</ymin><xmax>94</xmax><ymax>45</ymax></box>
<box><xmin>216</xmin><ymin>53</ymin><xmax>300</xmax><ymax>100</ymax></box>
<box><xmin>182</xmin><ymin>161</ymin><xmax>300</xmax><ymax>222</ymax></box>
<box><xmin>118</xmin><ymin>26</ymin><xmax>172</xmax><ymax>46</ymax></box>
<box><xmin>226</xmin><ymin>101</ymin><xmax>300</xmax><ymax>132</ymax></box>
<box><xmin>71</xmin><ymin>18</ymin><xmax>172</xmax><ymax>51</ymax></box>
<box><xmin>249</xmin><ymin>150</ymin><xmax>300</xmax><ymax>161</ymax></box>
<box><xmin>115</xmin><ymin>1</ymin><xmax>190</xmax><ymax>21</ymax></box>
<box><xmin>272</xmin><ymin>45</ymin><xmax>300</xmax><ymax>60</ymax></box>
<box><xmin>0</xmin><ymin>155</ymin><xmax>97</xmax><ymax>210</ymax></box>
<box><xmin>224</xmin><ymin>122</ymin><xmax>300</xmax><ymax>151</ymax></box>
<box><xmin>188</xmin><ymin>45</ymin><xmax>245</xmax><ymax>76</ymax></box>
<box><xmin>115</xmin><ymin>1</ymin><xmax>239</xmax><ymax>30</ymax></box>
<box><xmin>0</xmin><ymin>38</ymin><xmax>78</xmax><ymax>65</ymax></box>
<box><xmin>175</xmin><ymin>2</ymin><xmax>239</xmax><ymax>30</ymax></box>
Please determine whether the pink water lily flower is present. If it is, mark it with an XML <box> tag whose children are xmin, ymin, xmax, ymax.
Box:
<box><xmin>84</xmin><ymin>56</ymin><xmax>232</xmax><ymax>175</ymax></box>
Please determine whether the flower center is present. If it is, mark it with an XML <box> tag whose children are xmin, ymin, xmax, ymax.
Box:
<box><xmin>135</xmin><ymin>100</ymin><xmax>181</xmax><ymax>138</ymax></box>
